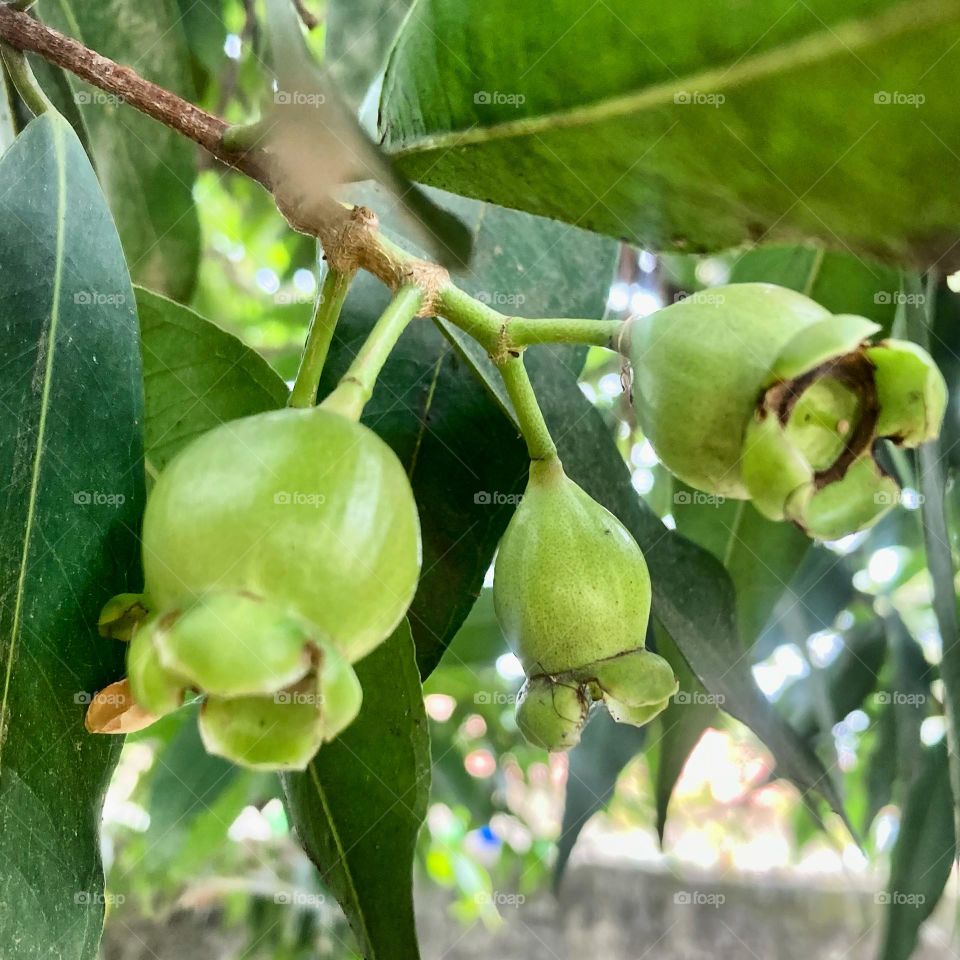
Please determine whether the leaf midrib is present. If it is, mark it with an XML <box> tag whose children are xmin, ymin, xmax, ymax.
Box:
<box><xmin>389</xmin><ymin>0</ymin><xmax>960</xmax><ymax>157</ymax></box>
<box><xmin>0</xmin><ymin>118</ymin><xmax>68</xmax><ymax>773</ymax></box>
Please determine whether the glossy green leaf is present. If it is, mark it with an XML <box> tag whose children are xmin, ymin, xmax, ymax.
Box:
<box><xmin>554</xmin><ymin>709</ymin><xmax>646</xmax><ymax>888</ymax></box>
<box><xmin>281</xmin><ymin>622</ymin><xmax>430</xmax><ymax>960</ymax></box>
<box><xmin>137</xmin><ymin>287</ymin><xmax>289</xmax><ymax>473</ymax></box>
<box><xmin>878</xmin><ymin>740</ymin><xmax>955</xmax><ymax>960</ymax></box>
<box><xmin>382</xmin><ymin>0</ymin><xmax>960</xmax><ymax>267</ymax></box>
<box><xmin>0</xmin><ymin>114</ymin><xmax>145</xmax><ymax>960</ymax></box>
<box><xmin>40</xmin><ymin>0</ymin><xmax>201</xmax><ymax>300</ymax></box>
<box><xmin>317</xmin><ymin>183</ymin><xmax>616</xmax><ymax>675</ymax></box>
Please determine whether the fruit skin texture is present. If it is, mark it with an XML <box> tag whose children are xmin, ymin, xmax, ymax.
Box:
<box><xmin>494</xmin><ymin>458</ymin><xmax>677</xmax><ymax>750</ymax></box>
<box><xmin>628</xmin><ymin>284</ymin><xmax>830</xmax><ymax>499</ymax></box>
<box><xmin>141</xmin><ymin>406</ymin><xmax>421</xmax><ymax>664</ymax></box>
<box><xmin>626</xmin><ymin>283</ymin><xmax>947</xmax><ymax>539</ymax></box>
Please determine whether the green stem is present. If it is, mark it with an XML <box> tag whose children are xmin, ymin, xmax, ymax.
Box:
<box><xmin>498</xmin><ymin>354</ymin><xmax>557</xmax><ymax>461</ymax></box>
<box><xmin>508</xmin><ymin>316</ymin><xmax>623</xmax><ymax>349</ymax></box>
<box><xmin>321</xmin><ymin>284</ymin><xmax>423</xmax><ymax>421</ymax></box>
<box><xmin>289</xmin><ymin>266</ymin><xmax>354</xmax><ymax>408</ymax></box>
<box><xmin>1</xmin><ymin>43</ymin><xmax>52</xmax><ymax>116</ymax></box>
<box><xmin>436</xmin><ymin>283</ymin><xmax>502</xmax><ymax>352</ymax></box>
<box><xmin>437</xmin><ymin>283</ymin><xmax>623</xmax><ymax>353</ymax></box>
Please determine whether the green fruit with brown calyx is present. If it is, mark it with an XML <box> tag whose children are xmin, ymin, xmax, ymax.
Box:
<box><xmin>625</xmin><ymin>283</ymin><xmax>947</xmax><ymax>540</ymax></box>
<box><xmin>493</xmin><ymin>456</ymin><xmax>676</xmax><ymax>749</ymax></box>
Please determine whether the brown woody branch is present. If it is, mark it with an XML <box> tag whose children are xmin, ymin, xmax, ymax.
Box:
<box><xmin>0</xmin><ymin>4</ymin><xmax>444</xmax><ymax>306</ymax></box>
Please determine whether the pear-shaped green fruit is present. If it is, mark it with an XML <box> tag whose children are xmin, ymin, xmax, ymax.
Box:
<box><xmin>494</xmin><ymin>458</ymin><xmax>652</xmax><ymax>675</ymax></box>
<box><xmin>515</xmin><ymin>676</ymin><xmax>588</xmax><ymax>751</ymax></box>
<box><xmin>494</xmin><ymin>457</ymin><xmax>673</xmax><ymax>748</ymax></box>
<box><xmin>625</xmin><ymin>283</ymin><xmax>947</xmax><ymax>539</ymax></box>
<box><xmin>141</xmin><ymin>406</ymin><xmax>421</xmax><ymax>663</ymax></box>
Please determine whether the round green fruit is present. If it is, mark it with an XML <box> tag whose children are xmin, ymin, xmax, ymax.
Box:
<box><xmin>625</xmin><ymin>283</ymin><xmax>947</xmax><ymax>539</ymax></box>
<box><xmin>141</xmin><ymin>406</ymin><xmax>421</xmax><ymax>663</ymax></box>
<box><xmin>515</xmin><ymin>676</ymin><xmax>588</xmax><ymax>752</ymax></box>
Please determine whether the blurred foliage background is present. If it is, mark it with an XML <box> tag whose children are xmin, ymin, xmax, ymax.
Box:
<box><xmin>75</xmin><ymin>1</ymin><xmax>960</xmax><ymax>957</ymax></box>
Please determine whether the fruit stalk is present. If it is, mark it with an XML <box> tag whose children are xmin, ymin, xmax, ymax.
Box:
<box><xmin>498</xmin><ymin>354</ymin><xmax>557</xmax><ymax>462</ymax></box>
<box><xmin>289</xmin><ymin>265</ymin><xmax>355</xmax><ymax>408</ymax></box>
<box><xmin>1</xmin><ymin>43</ymin><xmax>52</xmax><ymax>116</ymax></box>
<box><xmin>321</xmin><ymin>284</ymin><xmax>423</xmax><ymax>420</ymax></box>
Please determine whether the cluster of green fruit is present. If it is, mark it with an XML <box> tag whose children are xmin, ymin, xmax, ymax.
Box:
<box><xmin>93</xmin><ymin>282</ymin><xmax>946</xmax><ymax>768</ymax></box>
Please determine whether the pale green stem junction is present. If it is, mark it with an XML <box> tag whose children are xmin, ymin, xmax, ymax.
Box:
<box><xmin>321</xmin><ymin>284</ymin><xmax>423</xmax><ymax>421</ymax></box>
<box><xmin>289</xmin><ymin>266</ymin><xmax>354</xmax><ymax>408</ymax></box>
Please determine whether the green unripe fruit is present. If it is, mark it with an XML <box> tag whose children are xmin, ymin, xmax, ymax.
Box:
<box><xmin>626</xmin><ymin>283</ymin><xmax>947</xmax><ymax>539</ymax></box>
<box><xmin>494</xmin><ymin>458</ymin><xmax>652</xmax><ymax>675</ymax></box>
<box><xmin>515</xmin><ymin>677</ymin><xmax>588</xmax><ymax>752</ymax></box>
<box><xmin>141</xmin><ymin>406</ymin><xmax>421</xmax><ymax>663</ymax></box>
<box><xmin>494</xmin><ymin>457</ymin><xmax>675</xmax><ymax>749</ymax></box>
<box><xmin>127</xmin><ymin>613</ymin><xmax>187</xmax><ymax>717</ymax></box>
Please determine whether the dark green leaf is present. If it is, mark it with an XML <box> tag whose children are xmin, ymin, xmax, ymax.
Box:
<box><xmin>319</xmin><ymin>183</ymin><xmax>616</xmax><ymax>675</ymax></box>
<box><xmin>0</xmin><ymin>114</ymin><xmax>145</xmax><ymax>960</ymax></box>
<box><xmin>40</xmin><ymin>0</ymin><xmax>201</xmax><ymax>300</ymax></box>
<box><xmin>136</xmin><ymin>287</ymin><xmax>289</xmax><ymax>473</ymax></box>
<box><xmin>554</xmin><ymin>709</ymin><xmax>645</xmax><ymax>888</ymax></box>
<box><xmin>281</xmin><ymin>622</ymin><xmax>430</xmax><ymax>960</ymax></box>
<box><xmin>879</xmin><ymin>740</ymin><xmax>955</xmax><ymax>960</ymax></box>
<box><xmin>382</xmin><ymin>0</ymin><xmax>960</xmax><ymax>267</ymax></box>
